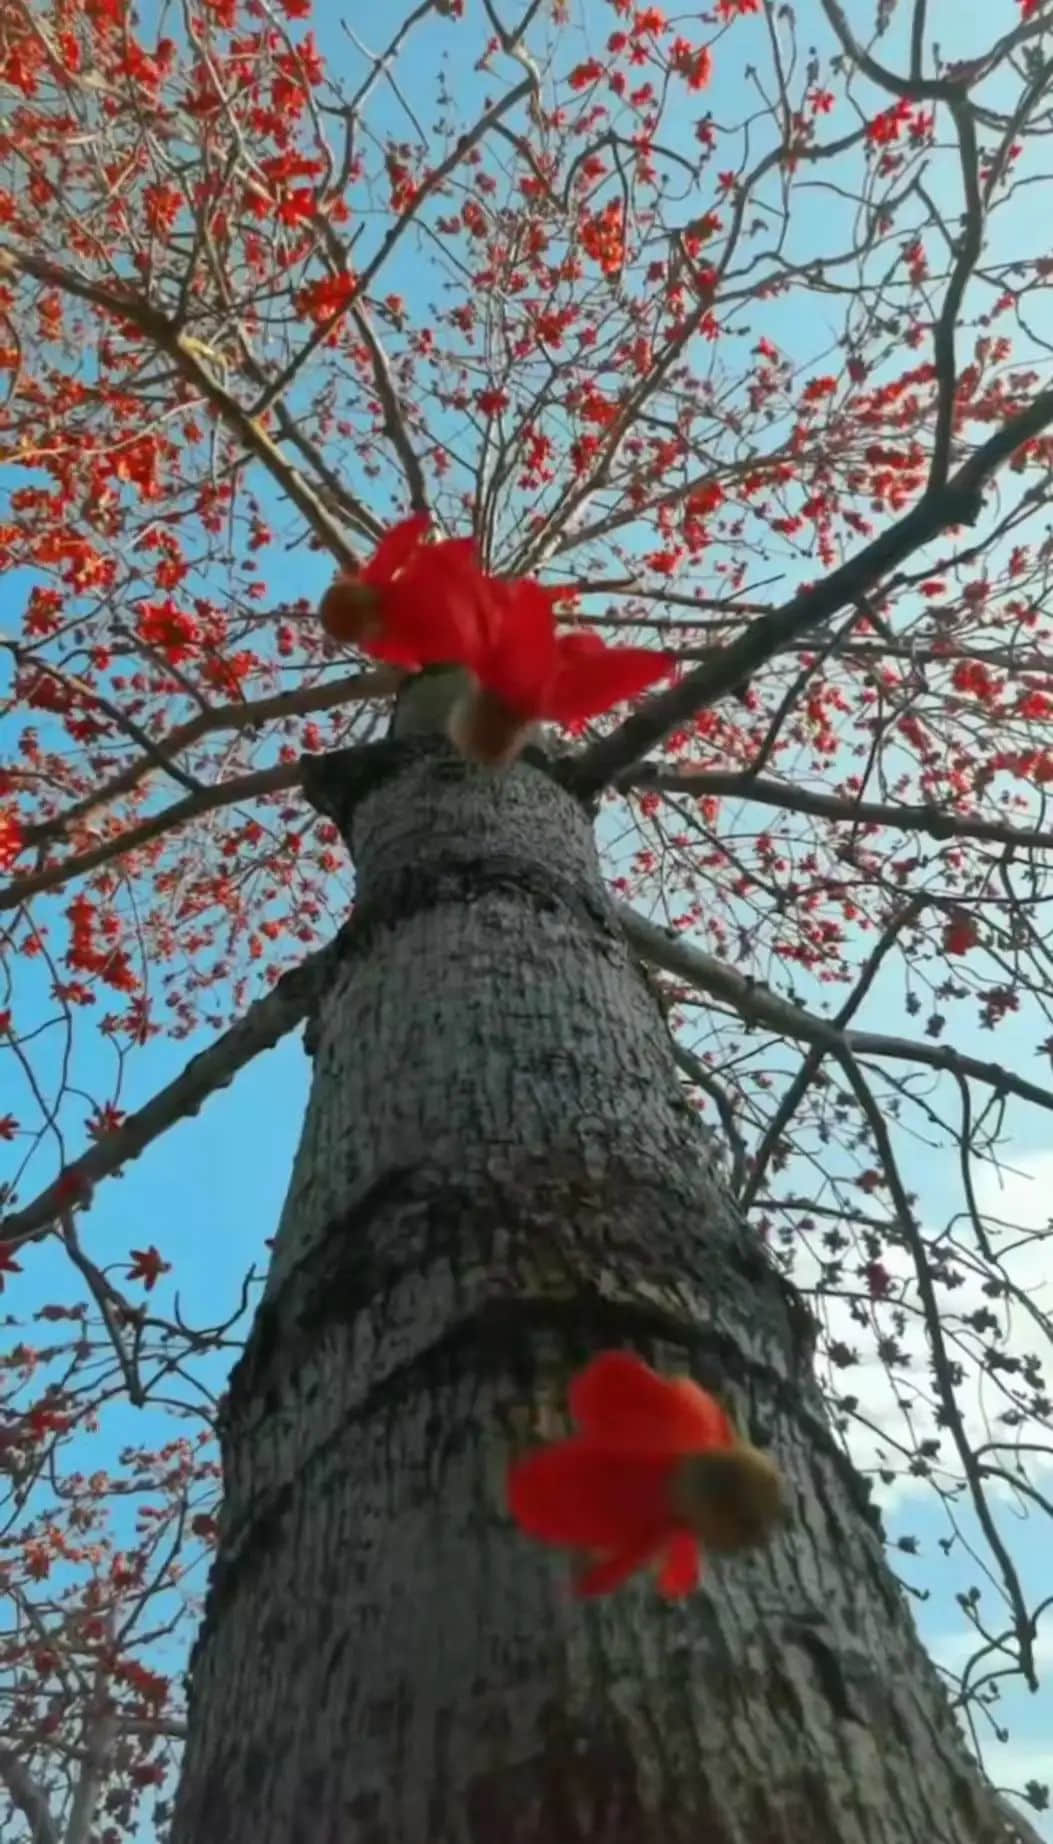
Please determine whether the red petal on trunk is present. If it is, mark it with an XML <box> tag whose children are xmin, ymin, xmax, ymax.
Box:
<box><xmin>569</xmin><ymin>1351</ymin><xmax>733</xmax><ymax>1454</ymax></box>
<box><xmin>657</xmin><ymin>1529</ymin><xmax>701</xmax><ymax>1597</ymax></box>
<box><xmin>574</xmin><ymin>1531</ymin><xmax>669</xmax><ymax>1597</ymax></box>
<box><xmin>508</xmin><ymin>1439</ymin><xmax>673</xmax><ymax>1547</ymax></box>
<box><xmin>542</xmin><ymin>642</ymin><xmax>673</xmax><ymax>724</ymax></box>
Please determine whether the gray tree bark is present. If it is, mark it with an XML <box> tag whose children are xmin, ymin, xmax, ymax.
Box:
<box><xmin>170</xmin><ymin>692</ymin><xmax>1034</xmax><ymax>1844</ymax></box>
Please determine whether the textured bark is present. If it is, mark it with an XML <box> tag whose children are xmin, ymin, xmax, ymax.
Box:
<box><xmin>171</xmin><ymin>719</ymin><xmax>1030</xmax><ymax>1844</ymax></box>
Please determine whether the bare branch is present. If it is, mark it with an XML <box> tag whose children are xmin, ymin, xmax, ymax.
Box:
<box><xmin>928</xmin><ymin>98</ymin><xmax>983</xmax><ymax>489</ymax></box>
<box><xmin>1</xmin><ymin>762</ymin><xmax>302</xmax><ymax>913</ymax></box>
<box><xmin>616</xmin><ymin>906</ymin><xmax>1053</xmax><ymax>1117</ymax></box>
<box><xmin>60</xmin><ymin>1210</ymin><xmax>145</xmax><ymax>1408</ymax></box>
<box><xmin>0</xmin><ymin>1748</ymin><xmax>59</xmax><ymax>1844</ymax></box>
<box><xmin>349</xmin><ymin>301</ymin><xmax>429</xmax><ymax>511</ymax></box>
<box><xmin>910</xmin><ymin>0</ymin><xmax>928</xmax><ymax>79</ymax></box>
<box><xmin>671</xmin><ymin>1038</ymin><xmax>749</xmax><ymax>1196</ymax></box>
<box><xmin>0</xmin><ymin>934</ymin><xmax>343</xmax><ymax>1246</ymax></box>
<box><xmin>623</xmin><ymin>769</ymin><xmax>1053</xmax><ymax>855</ymax></box>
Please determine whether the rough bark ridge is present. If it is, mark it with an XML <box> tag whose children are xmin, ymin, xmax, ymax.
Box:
<box><xmin>171</xmin><ymin>731</ymin><xmax>1028</xmax><ymax>1844</ymax></box>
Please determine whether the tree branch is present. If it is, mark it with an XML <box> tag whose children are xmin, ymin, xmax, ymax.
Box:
<box><xmin>623</xmin><ymin>769</ymin><xmax>1053</xmax><ymax>854</ymax></box>
<box><xmin>21</xmin><ymin>667</ymin><xmax>397</xmax><ymax>850</ymax></box>
<box><xmin>0</xmin><ymin>1747</ymin><xmax>59</xmax><ymax>1844</ymax></box>
<box><xmin>1</xmin><ymin>762</ymin><xmax>302</xmax><ymax>913</ymax></box>
<box><xmin>0</xmin><ymin>248</ymin><xmax>364</xmax><ymax>573</ymax></box>
<box><xmin>739</xmin><ymin>898</ymin><xmax>925</xmax><ymax>1211</ymax></box>
<box><xmin>671</xmin><ymin>1038</ymin><xmax>749</xmax><ymax>1195</ymax></box>
<box><xmin>349</xmin><ymin>301</ymin><xmax>429</xmax><ymax>512</ymax></box>
<box><xmin>928</xmin><ymin>97</ymin><xmax>983</xmax><ymax>489</ymax></box>
<box><xmin>567</xmin><ymin>392</ymin><xmax>1053</xmax><ymax>798</ymax></box>
<box><xmin>832</xmin><ymin>1049</ymin><xmax>1037</xmax><ymax>1691</ymax></box>
<box><xmin>616</xmin><ymin>905</ymin><xmax>1053</xmax><ymax>1116</ymax></box>
<box><xmin>63</xmin><ymin>1687</ymin><xmax>115</xmax><ymax>1844</ymax></box>
<box><xmin>0</xmin><ymin>934</ymin><xmax>342</xmax><ymax>1246</ymax></box>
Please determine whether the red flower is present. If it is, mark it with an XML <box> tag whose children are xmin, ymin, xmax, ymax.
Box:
<box><xmin>296</xmin><ymin>272</ymin><xmax>357</xmax><ymax>323</ymax></box>
<box><xmin>318</xmin><ymin>515</ymin><xmax>489</xmax><ymax>667</ymax></box>
<box><xmin>864</xmin><ymin>1260</ymin><xmax>892</xmax><ymax>1300</ymax></box>
<box><xmin>568</xmin><ymin>59</ymin><xmax>604</xmax><ymax>89</ymax></box>
<box><xmin>801</xmin><ymin>375</ymin><xmax>838</xmax><ymax>403</ymax></box>
<box><xmin>449</xmin><ymin>583</ymin><xmax>673</xmax><ymax>763</ymax></box>
<box><xmin>126</xmin><ymin>1245</ymin><xmax>171</xmax><ymax>1292</ymax></box>
<box><xmin>671</xmin><ymin>39</ymin><xmax>713</xmax><ymax>89</ymax></box>
<box><xmin>0</xmin><ymin>1241</ymin><xmax>23</xmax><ymax>1291</ymax></box>
<box><xmin>0</xmin><ymin>807</ymin><xmax>24</xmax><ymax>873</ymax></box>
<box><xmin>508</xmin><ymin>1351</ymin><xmax>782</xmax><ymax>1597</ymax></box>
<box><xmin>943</xmin><ymin>915</ymin><xmax>979</xmax><ymax>956</ymax></box>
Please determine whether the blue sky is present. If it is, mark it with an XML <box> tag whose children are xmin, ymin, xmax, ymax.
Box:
<box><xmin>3</xmin><ymin>0</ymin><xmax>1053</xmax><ymax>1834</ymax></box>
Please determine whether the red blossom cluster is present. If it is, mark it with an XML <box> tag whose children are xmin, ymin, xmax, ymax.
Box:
<box><xmin>0</xmin><ymin>807</ymin><xmax>23</xmax><ymax>873</ymax></box>
<box><xmin>65</xmin><ymin>895</ymin><xmax>138</xmax><ymax>996</ymax></box>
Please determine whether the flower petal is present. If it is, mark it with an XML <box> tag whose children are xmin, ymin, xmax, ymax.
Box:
<box><xmin>508</xmin><ymin>1438</ymin><xmax>673</xmax><ymax>1547</ymax></box>
<box><xmin>569</xmin><ymin>1351</ymin><xmax>734</xmax><ymax>1454</ymax></box>
<box><xmin>554</xmin><ymin>631</ymin><xmax>606</xmax><ymax>657</ymax></box>
<box><xmin>575</xmin><ymin>1530</ymin><xmax>668</xmax><ymax>1597</ymax></box>
<box><xmin>476</xmin><ymin>578</ymin><xmax>559</xmax><ymax>716</ymax></box>
<box><xmin>364</xmin><ymin>577</ymin><xmax>485</xmax><ymax>668</ymax></box>
<box><xmin>657</xmin><ymin>1529</ymin><xmax>701</xmax><ymax>1598</ymax></box>
<box><xmin>358</xmin><ymin>538</ymin><xmax>493</xmax><ymax>669</ymax></box>
<box><xmin>363</xmin><ymin>513</ymin><xmax>431</xmax><ymax>585</ymax></box>
<box><xmin>542</xmin><ymin>640</ymin><xmax>673</xmax><ymax>724</ymax></box>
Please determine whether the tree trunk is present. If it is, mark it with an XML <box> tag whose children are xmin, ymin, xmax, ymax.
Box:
<box><xmin>170</xmin><ymin>712</ymin><xmax>1030</xmax><ymax>1844</ymax></box>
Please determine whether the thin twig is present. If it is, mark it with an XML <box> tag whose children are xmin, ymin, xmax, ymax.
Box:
<box><xmin>833</xmin><ymin>1048</ymin><xmax>1037</xmax><ymax>1691</ymax></box>
<box><xmin>739</xmin><ymin>898</ymin><xmax>925</xmax><ymax>1211</ymax></box>
<box><xmin>0</xmin><ymin>934</ymin><xmax>343</xmax><ymax>1245</ymax></box>
<box><xmin>1</xmin><ymin>762</ymin><xmax>302</xmax><ymax>912</ymax></box>
<box><xmin>60</xmin><ymin>1210</ymin><xmax>145</xmax><ymax>1408</ymax></box>
<box><xmin>568</xmin><ymin>388</ymin><xmax>1053</xmax><ymax>797</ymax></box>
<box><xmin>616</xmin><ymin>905</ymin><xmax>1053</xmax><ymax>1116</ymax></box>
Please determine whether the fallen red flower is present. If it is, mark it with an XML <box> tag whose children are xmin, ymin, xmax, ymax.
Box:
<box><xmin>508</xmin><ymin>1350</ymin><xmax>783</xmax><ymax>1597</ymax></box>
